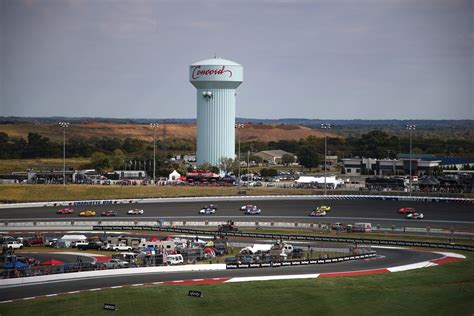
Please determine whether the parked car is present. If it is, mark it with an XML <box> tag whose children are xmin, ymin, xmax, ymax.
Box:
<box><xmin>24</xmin><ymin>237</ymin><xmax>43</xmax><ymax>247</ymax></box>
<box><xmin>127</xmin><ymin>209</ymin><xmax>144</xmax><ymax>215</ymax></box>
<box><xmin>166</xmin><ymin>254</ymin><xmax>184</xmax><ymax>265</ymax></box>
<box><xmin>78</xmin><ymin>242</ymin><xmax>102</xmax><ymax>250</ymax></box>
<box><xmin>291</xmin><ymin>248</ymin><xmax>304</xmax><ymax>259</ymax></box>
<box><xmin>102</xmin><ymin>259</ymin><xmax>129</xmax><ymax>269</ymax></box>
<box><xmin>213</xmin><ymin>244</ymin><xmax>228</xmax><ymax>256</ymax></box>
<box><xmin>101</xmin><ymin>210</ymin><xmax>118</xmax><ymax>217</ymax></box>
<box><xmin>109</xmin><ymin>244</ymin><xmax>132</xmax><ymax>252</ymax></box>
<box><xmin>407</xmin><ymin>212</ymin><xmax>424</xmax><ymax>219</ymax></box>
<box><xmin>56</xmin><ymin>208</ymin><xmax>74</xmax><ymax>215</ymax></box>
<box><xmin>79</xmin><ymin>210</ymin><xmax>96</xmax><ymax>217</ymax></box>
<box><xmin>399</xmin><ymin>207</ymin><xmax>417</xmax><ymax>214</ymax></box>
<box><xmin>3</xmin><ymin>241</ymin><xmax>23</xmax><ymax>249</ymax></box>
<box><xmin>331</xmin><ymin>222</ymin><xmax>346</xmax><ymax>230</ymax></box>
<box><xmin>224</xmin><ymin>257</ymin><xmax>241</xmax><ymax>265</ymax></box>
<box><xmin>71</xmin><ymin>240</ymin><xmax>88</xmax><ymax>248</ymax></box>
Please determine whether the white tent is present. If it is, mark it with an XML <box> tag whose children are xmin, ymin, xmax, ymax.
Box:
<box><xmin>57</xmin><ymin>234</ymin><xmax>87</xmax><ymax>248</ymax></box>
<box><xmin>168</xmin><ymin>170</ymin><xmax>181</xmax><ymax>181</ymax></box>
<box><xmin>295</xmin><ymin>175</ymin><xmax>343</xmax><ymax>189</ymax></box>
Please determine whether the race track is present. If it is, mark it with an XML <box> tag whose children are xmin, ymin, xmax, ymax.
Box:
<box><xmin>1</xmin><ymin>199</ymin><xmax>472</xmax><ymax>229</ymax></box>
<box><xmin>0</xmin><ymin>247</ymin><xmax>442</xmax><ymax>301</ymax></box>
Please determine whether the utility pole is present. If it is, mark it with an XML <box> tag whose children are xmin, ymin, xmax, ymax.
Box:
<box><xmin>235</xmin><ymin>123</ymin><xmax>244</xmax><ymax>190</ymax></box>
<box><xmin>150</xmin><ymin>123</ymin><xmax>160</xmax><ymax>186</ymax></box>
<box><xmin>58</xmin><ymin>122</ymin><xmax>69</xmax><ymax>185</ymax></box>
<box><xmin>321</xmin><ymin>123</ymin><xmax>331</xmax><ymax>196</ymax></box>
<box><xmin>406</xmin><ymin>124</ymin><xmax>416</xmax><ymax>196</ymax></box>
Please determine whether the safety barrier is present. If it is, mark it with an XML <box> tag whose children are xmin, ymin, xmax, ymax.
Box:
<box><xmin>225</xmin><ymin>252</ymin><xmax>378</xmax><ymax>269</ymax></box>
<box><xmin>92</xmin><ymin>225</ymin><xmax>474</xmax><ymax>252</ymax></box>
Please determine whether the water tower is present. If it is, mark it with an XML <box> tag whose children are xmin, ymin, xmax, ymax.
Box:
<box><xmin>189</xmin><ymin>57</ymin><xmax>243</xmax><ymax>166</ymax></box>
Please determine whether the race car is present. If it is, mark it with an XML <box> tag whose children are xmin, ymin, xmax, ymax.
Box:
<box><xmin>242</xmin><ymin>205</ymin><xmax>261</xmax><ymax>215</ymax></box>
<box><xmin>204</xmin><ymin>204</ymin><xmax>218</xmax><ymax>210</ymax></box>
<box><xmin>309</xmin><ymin>209</ymin><xmax>326</xmax><ymax>217</ymax></box>
<box><xmin>316</xmin><ymin>205</ymin><xmax>331</xmax><ymax>212</ymax></box>
<box><xmin>56</xmin><ymin>208</ymin><xmax>74</xmax><ymax>215</ymax></box>
<box><xmin>399</xmin><ymin>207</ymin><xmax>417</xmax><ymax>214</ymax></box>
<box><xmin>199</xmin><ymin>206</ymin><xmax>216</xmax><ymax>215</ymax></box>
<box><xmin>79</xmin><ymin>210</ymin><xmax>96</xmax><ymax>217</ymax></box>
<box><xmin>127</xmin><ymin>209</ymin><xmax>144</xmax><ymax>215</ymax></box>
<box><xmin>101</xmin><ymin>210</ymin><xmax>118</xmax><ymax>217</ymax></box>
<box><xmin>406</xmin><ymin>212</ymin><xmax>424</xmax><ymax>219</ymax></box>
<box><xmin>240</xmin><ymin>204</ymin><xmax>257</xmax><ymax>211</ymax></box>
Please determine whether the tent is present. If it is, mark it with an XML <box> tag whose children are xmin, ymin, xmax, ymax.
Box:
<box><xmin>39</xmin><ymin>259</ymin><xmax>64</xmax><ymax>266</ymax></box>
<box><xmin>57</xmin><ymin>234</ymin><xmax>87</xmax><ymax>248</ymax></box>
<box><xmin>295</xmin><ymin>176</ymin><xmax>343</xmax><ymax>189</ymax></box>
<box><xmin>168</xmin><ymin>170</ymin><xmax>181</xmax><ymax>181</ymax></box>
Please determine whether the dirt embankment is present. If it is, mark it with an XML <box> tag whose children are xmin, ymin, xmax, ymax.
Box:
<box><xmin>0</xmin><ymin>122</ymin><xmax>340</xmax><ymax>142</ymax></box>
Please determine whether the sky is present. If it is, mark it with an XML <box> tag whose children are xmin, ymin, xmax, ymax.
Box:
<box><xmin>0</xmin><ymin>0</ymin><xmax>472</xmax><ymax>120</ymax></box>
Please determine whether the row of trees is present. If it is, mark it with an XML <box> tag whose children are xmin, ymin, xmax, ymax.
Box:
<box><xmin>1</xmin><ymin>130</ymin><xmax>473</xmax><ymax>175</ymax></box>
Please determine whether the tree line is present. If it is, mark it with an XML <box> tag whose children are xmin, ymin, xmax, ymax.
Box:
<box><xmin>1</xmin><ymin>131</ymin><xmax>473</xmax><ymax>174</ymax></box>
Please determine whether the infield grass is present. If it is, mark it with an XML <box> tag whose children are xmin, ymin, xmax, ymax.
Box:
<box><xmin>0</xmin><ymin>251</ymin><xmax>472</xmax><ymax>316</ymax></box>
<box><xmin>0</xmin><ymin>185</ymin><xmax>315</xmax><ymax>203</ymax></box>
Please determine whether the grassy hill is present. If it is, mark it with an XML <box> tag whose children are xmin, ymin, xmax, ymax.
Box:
<box><xmin>0</xmin><ymin>122</ymin><xmax>339</xmax><ymax>143</ymax></box>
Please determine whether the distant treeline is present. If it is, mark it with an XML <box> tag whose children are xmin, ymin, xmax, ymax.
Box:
<box><xmin>0</xmin><ymin>130</ymin><xmax>473</xmax><ymax>162</ymax></box>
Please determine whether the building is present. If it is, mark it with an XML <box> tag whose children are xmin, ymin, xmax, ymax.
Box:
<box><xmin>189</xmin><ymin>57</ymin><xmax>243</xmax><ymax>166</ymax></box>
<box><xmin>342</xmin><ymin>158</ymin><xmax>441</xmax><ymax>176</ymax></box>
<box><xmin>254</xmin><ymin>150</ymin><xmax>295</xmax><ymax>163</ymax></box>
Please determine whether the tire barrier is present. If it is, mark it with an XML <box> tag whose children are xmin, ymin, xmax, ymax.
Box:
<box><xmin>92</xmin><ymin>225</ymin><xmax>474</xmax><ymax>252</ymax></box>
<box><xmin>225</xmin><ymin>253</ymin><xmax>377</xmax><ymax>269</ymax></box>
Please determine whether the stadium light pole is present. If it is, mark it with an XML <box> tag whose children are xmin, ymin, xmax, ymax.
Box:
<box><xmin>58</xmin><ymin>122</ymin><xmax>69</xmax><ymax>185</ymax></box>
<box><xmin>150</xmin><ymin>123</ymin><xmax>160</xmax><ymax>186</ymax></box>
<box><xmin>235</xmin><ymin>123</ymin><xmax>245</xmax><ymax>190</ymax></box>
<box><xmin>406</xmin><ymin>124</ymin><xmax>416</xmax><ymax>196</ymax></box>
<box><xmin>321</xmin><ymin>123</ymin><xmax>331</xmax><ymax>196</ymax></box>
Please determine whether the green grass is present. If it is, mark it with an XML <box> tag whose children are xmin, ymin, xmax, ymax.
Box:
<box><xmin>0</xmin><ymin>184</ymin><xmax>315</xmax><ymax>203</ymax></box>
<box><xmin>1</xmin><ymin>252</ymin><xmax>472</xmax><ymax>315</ymax></box>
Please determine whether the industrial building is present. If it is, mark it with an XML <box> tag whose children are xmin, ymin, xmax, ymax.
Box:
<box><xmin>189</xmin><ymin>57</ymin><xmax>243</xmax><ymax>166</ymax></box>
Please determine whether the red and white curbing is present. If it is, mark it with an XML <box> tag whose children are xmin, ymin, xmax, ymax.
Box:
<box><xmin>0</xmin><ymin>251</ymin><xmax>465</xmax><ymax>304</ymax></box>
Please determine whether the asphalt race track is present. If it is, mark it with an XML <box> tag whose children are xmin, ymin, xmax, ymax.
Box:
<box><xmin>1</xmin><ymin>199</ymin><xmax>472</xmax><ymax>229</ymax></box>
<box><xmin>0</xmin><ymin>247</ymin><xmax>442</xmax><ymax>301</ymax></box>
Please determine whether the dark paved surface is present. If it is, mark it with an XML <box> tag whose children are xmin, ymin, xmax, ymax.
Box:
<box><xmin>1</xmin><ymin>199</ymin><xmax>472</xmax><ymax>228</ymax></box>
<box><xmin>0</xmin><ymin>247</ymin><xmax>442</xmax><ymax>301</ymax></box>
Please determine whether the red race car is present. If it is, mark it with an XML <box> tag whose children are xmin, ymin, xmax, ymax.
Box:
<box><xmin>56</xmin><ymin>208</ymin><xmax>74</xmax><ymax>215</ymax></box>
<box><xmin>398</xmin><ymin>207</ymin><xmax>417</xmax><ymax>214</ymax></box>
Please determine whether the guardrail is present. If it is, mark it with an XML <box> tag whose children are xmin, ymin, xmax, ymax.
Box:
<box><xmin>0</xmin><ymin>194</ymin><xmax>472</xmax><ymax>209</ymax></box>
<box><xmin>92</xmin><ymin>225</ymin><xmax>474</xmax><ymax>252</ymax></box>
<box><xmin>225</xmin><ymin>252</ymin><xmax>378</xmax><ymax>269</ymax></box>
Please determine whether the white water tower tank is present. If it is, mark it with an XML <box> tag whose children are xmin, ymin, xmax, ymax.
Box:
<box><xmin>189</xmin><ymin>58</ymin><xmax>243</xmax><ymax>166</ymax></box>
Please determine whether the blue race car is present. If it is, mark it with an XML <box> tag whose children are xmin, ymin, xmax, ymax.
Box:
<box><xmin>242</xmin><ymin>205</ymin><xmax>261</xmax><ymax>215</ymax></box>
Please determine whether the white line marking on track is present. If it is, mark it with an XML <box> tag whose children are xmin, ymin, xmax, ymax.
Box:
<box><xmin>23</xmin><ymin>297</ymin><xmax>35</xmax><ymax>300</ymax></box>
<box><xmin>192</xmin><ymin>279</ymin><xmax>204</xmax><ymax>281</ymax></box>
<box><xmin>89</xmin><ymin>288</ymin><xmax>101</xmax><ymax>291</ymax></box>
<box><xmin>212</xmin><ymin>278</ymin><xmax>221</xmax><ymax>280</ymax></box>
<box><xmin>131</xmin><ymin>284</ymin><xmax>143</xmax><ymax>287</ymax></box>
<box><xmin>110</xmin><ymin>286</ymin><xmax>123</xmax><ymax>289</ymax></box>
<box><xmin>45</xmin><ymin>294</ymin><xmax>58</xmax><ymax>297</ymax></box>
<box><xmin>0</xmin><ymin>300</ymin><xmax>13</xmax><ymax>304</ymax></box>
<box><xmin>173</xmin><ymin>280</ymin><xmax>184</xmax><ymax>283</ymax></box>
<box><xmin>153</xmin><ymin>282</ymin><xmax>163</xmax><ymax>285</ymax></box>
<box><xmin>68</xmin><ymin>291</ymin><xmax>80</xmax><ymax>294</ymax></box>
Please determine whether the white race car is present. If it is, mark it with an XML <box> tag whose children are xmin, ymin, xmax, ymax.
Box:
<box><xmin>199</xmin><ymin>206</ymin><xmax>216</xmax><ymax>215</ymax></box>
<box><xmin>127</xmin><ymin>209</ymin><xmax>144</xmax><ymax>215</ymax></box>
<box><xmin>406</xmin><ymin>212</ymin><xmax>424</xmax><ymax>219</ymax></box>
